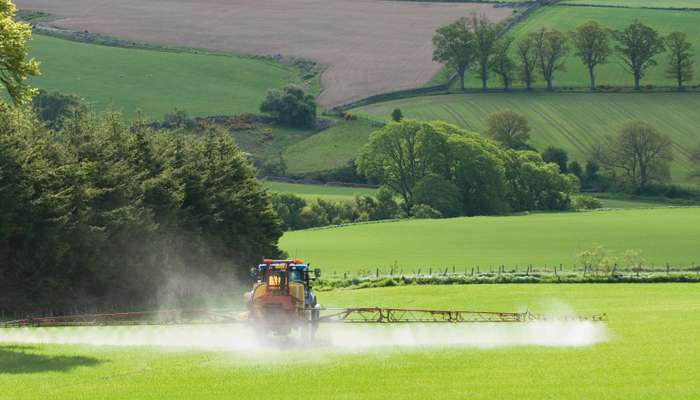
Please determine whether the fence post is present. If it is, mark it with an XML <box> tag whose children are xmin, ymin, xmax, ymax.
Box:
<box><xmin>429</xmin><ymin>268</ymin><xmax>432</xmax><ymax>276</ymax></box>
<box><xmin>666</xmin><ymin>263</ymin><xmax>670</xmax><ymax>276</ymax></box>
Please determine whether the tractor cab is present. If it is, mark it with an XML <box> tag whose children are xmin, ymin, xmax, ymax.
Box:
<box><xmin>246</xmin><ymin>259</ymin><xmax>321</xmax><ymax>336</ymax></box>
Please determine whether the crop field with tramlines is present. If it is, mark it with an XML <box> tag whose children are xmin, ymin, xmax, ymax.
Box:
<box><xmin>355</xmin><ymin>92</ymin><xmax>700</xmax><ymax>183</ymax></box>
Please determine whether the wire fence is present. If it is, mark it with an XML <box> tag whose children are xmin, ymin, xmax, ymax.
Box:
<box><xmin>315</xmin><ymin>263</ymin><xmax>700</xmax><ymax>289</ymax></box>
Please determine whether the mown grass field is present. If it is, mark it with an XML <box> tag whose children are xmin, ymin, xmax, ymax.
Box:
<box><xmin>27</xmin><ymin>34</ymin><xmax>298</xmax><ymax>118</ymax></box>
<box><xmin>2</xmin><ymin>284</ymin><xmax>699</xmax><ymax>399</ymax></box>
<box><xmin>355</xmin><ymin>92</ymin><xmax>700</xmax><ymax>183</ymax></box>
<box><xmin>263</xmin><ymin>181</ymin><xmax>377</xmax><ymax>202</ymax></box>
<box><xmin>281</xmin><ymin>208</ymin><xmax>700</xmax><ymax>273</ymax></box>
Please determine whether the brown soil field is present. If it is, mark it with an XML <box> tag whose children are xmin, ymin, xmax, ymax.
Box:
<box><xmin>16</xmin><ymin>0</ymin><xmax>511</xmax><ymax>107</ymax></box>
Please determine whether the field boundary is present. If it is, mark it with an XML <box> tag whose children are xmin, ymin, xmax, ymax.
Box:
<box><xmin>330</xmin><ymin>0</ymin><xmax>544</xmax><ymax>112</ymax></box>
<box><xmin>316</xmin><ymin>268</ymin><xmax>700</xmax><ymax>290</ymax></box>
<box><xmin>558</xmin><ymin>3</ymin><xmax>700</xmax><ymax>11</ymax></box>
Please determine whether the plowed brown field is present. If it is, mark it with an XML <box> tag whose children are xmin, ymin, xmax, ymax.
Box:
<box><xmin>16</xmin><ymin>0</ymin><xmax>511</xmax><ymax>106</ymax></box>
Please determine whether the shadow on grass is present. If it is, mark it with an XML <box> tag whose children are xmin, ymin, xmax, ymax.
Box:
<box><xmin>0</xmin><ymin>345</ymin><xmax>101</xmax><ymax>374</ymax></box>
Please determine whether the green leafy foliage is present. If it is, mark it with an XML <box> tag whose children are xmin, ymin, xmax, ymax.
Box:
<box><xmin>593</xmin><ymin>120</ymin><xmax>673</xmax><ymax>192</ymax></box>
<box><xmin>0</xmin><ymin>104</ymin><xmax>282</xmax><ymax>314</ymax></box>
<box><xmin>0</xmin><ymin>0</ymin><xmax>39</xmax><ymax>104</ymax></box>
<box><xmin>260</xmin><ymin>84</ymin><xmax>317</xmax><ymax>128</ymax></box>
<box><xmin>665</xmin><ymin>31</ymin><xmax>694</xmax><ymax>89</ymax></box>
<box><xmin>271</xmin><ymin>188</ymin><xmax>400</xmax><ymax>231</ymax></box>
<box><xmin>485</xmin><ymin>110</ymin><xmax>532</xmax><ymax>150</ymax></box>
<box><xmin>613</xmin><ymin>21</ymin><xmax>666</xmax><ymax>90</ymax></box>
<box><xmin>358</xmin><ymin>120</ymin><xmax>576</xmax><ymax>216</ymax></box>
<box><xmin>31</xmin><ymin>90</ymin><xmax>87</xmax><ymax>130</ymax></box>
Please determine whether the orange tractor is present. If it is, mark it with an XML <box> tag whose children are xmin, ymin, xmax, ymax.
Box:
<box><xmin>245</xmin><ymin>259</ymin><xmax>321</xmax><ymax>339</ymax></box>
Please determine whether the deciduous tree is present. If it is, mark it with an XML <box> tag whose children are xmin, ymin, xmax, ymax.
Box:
<box><xmin>613</xmin><ymin>21</ymin><xmax>665</xmax><ymax>90</ymax></box>
<box><xmin>433</xmin><ymin>17</ymin><xmax>475</xmax><ymax>90</ymax></box>
<box><xmin>469</xmin><ymin>14</ymin><xmax>501</xmax><ymax>91</ymax></box>
<box><xmin>542</xmin><ymin>146</ymin><xmax>569</xmax><ymax>173</ymax></box>
<box><xmin>571</xmin><ymin>21</ymin><xmax>611</xmax><ymax>90</ymax></box>
<box><xmin>593</xmin><ymin>121</ymin><xmax>673</xmax><ymax>192</ymax></box>
<box><xmin>260</xmin><ymin>84</ymin><xmax>316</xmax><ymax>128</ymax></box>
<box><xmin>490</xmin><ymin>36</ymin><xmax>515</xmax><ymax>90</ymax></box>
<box><xmin>0</xmin><ymin>0</ymin><xmax>40</xmax><ymax>104</ymax></box>
<box><xmin>516</xmin><ymin>34</ymin><xmax>538</xmax><ymax>90</ymax></box>
<box><xmin>533</xmin><ymin>27</ymin><xmax>569</xmax><ymax>91</ymax></box>
<box><xmin>485</xmin><ymin>111</ymin><xmax>531</xmax><ymax>150</ymax></box>
<box><xmin>665</xmin><ymin>32</ymin><xmax>694</xmax><ymax>90</ymax></box>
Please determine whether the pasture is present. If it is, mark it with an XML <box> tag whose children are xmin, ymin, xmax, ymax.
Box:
<box><xmin>283</xmin><ymin>119</ymin><xmax>379</xmax><ymax>174</ymax></box>
<box><xmin>15</xmin><ymin>0</ymin><xmax>512</xmax><ymax>107</ymax></box>
<box><xmin>263</xmin><ymin>181</ymin><xmax>377</xmax><ymax>202</ymax></box>
<box><xmin>27</xmin><ymin>34</ymin><xmax>294</xmax><ymax>118</ymax></box>
<box><xmin>355</xmin><ymin>92</ymin><xmax>700</xmax><ymax>183</ymax></box>
<box><xmin>508</xmin><ymin>6</ymin><xmax>700</xmax><ymax>89</ymax></box>
<box><xmin>2</xmin><ymin>284</ymin><xmax>700</xmax><ymax>399</ymax></box>
<box><xmin>280</xmin><ymin>208</ymin><xmax>700</xmax><ymax>273</ymax></box>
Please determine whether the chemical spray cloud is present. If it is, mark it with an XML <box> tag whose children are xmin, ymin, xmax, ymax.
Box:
<box><xmin>0</xmin><ymin>321</ymin><xmax>608</xmax><ymax>352</ymax></box>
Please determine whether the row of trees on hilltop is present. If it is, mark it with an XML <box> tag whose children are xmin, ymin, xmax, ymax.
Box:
<box><xmin>434</xmin><ymin>16</ymin><xmax>695</xmax><ymax>91</ymax></box>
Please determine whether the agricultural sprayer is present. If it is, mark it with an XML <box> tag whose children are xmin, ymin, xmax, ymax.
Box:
<box><xmin>0</xmin><ymin>259</ymin><xmax>606</xmax><ymax>340</ymax></box>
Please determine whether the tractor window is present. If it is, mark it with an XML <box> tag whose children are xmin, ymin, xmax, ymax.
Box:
<box><xmin>289</xmin><ymin>270</ymin><xmax>303</xmax><ymax>282</ymax></box>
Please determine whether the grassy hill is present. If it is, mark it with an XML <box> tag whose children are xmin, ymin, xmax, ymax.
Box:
<box><xmin>283</xmin><ymin>119</ymin><xmax>380</xmax><ymax>174</ymax></box>
<box><xmin>2</xmin><ymin>284</ymin><xmax>700</xmax><ymax>399</ymax></box>
<box><xmin>354</xmin><ymin>92</ymin><xmax>700</xmax><ymax>184</ymax></box>
<box><xmin>280</xmin><ymin>208</ymin><xmax>700</xmax><ymax>273</ymax></box>
<box><xmin>434</xmin><ymin>5</ymin><xmax>700</xmax><ymax>89</ymax></box>
<box><xmin>474</xmin><ymin>5</ymin><xmax>699</xmax><ymax>89</ymax></box>
<box><xmin>26</xmin><ymin>34</ymin><xmax>301</xmax><ymax>118</ymax></box>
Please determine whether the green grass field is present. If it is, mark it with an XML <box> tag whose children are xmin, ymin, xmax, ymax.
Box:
<box><xmin>283</xmin><ymin>119</ymin><xmax>380</xmax><ymax>174</ymax></box>
<box><xmin>560</xmin><ymin>0</ymin><xmax>700</xmax><ymax>8</ymax></box>
<box><xmin>438</xmin><ymin>6</ymin><xmax>700</xmax><ymax>89</ymax></box>
<box><xmin>2</xmin><ymin>284</ymin><xmax>699</xmax><ymax>399</ymax></box>
<box><xmin>355</xmin><ymin>92</ymin><xmax>700</xmax><ymax>183</ymax></box>
<box><xmin>281</xmin><ymin>207</ymin><xmax>700</xmax><ymax>273</ymax></box>
<box><xmin>27</xmin><ymin>34</ymin><xmax>299</xmax><ymax>118</ymax></box>
<box><xmin>508</xmin><ymin>6</ymin><xmax>700</xmax><ymax>88</ymax></box>
<box><xmin>263</xmin><ymin>181</ymin><xmax>377</xmax><ymax>202</ymax></box>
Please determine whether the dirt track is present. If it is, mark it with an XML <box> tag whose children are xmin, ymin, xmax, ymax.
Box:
<box><xmin>16</xmin><ymin>0</ymin><xmax>511</xmax><ymax>107</ymax></box>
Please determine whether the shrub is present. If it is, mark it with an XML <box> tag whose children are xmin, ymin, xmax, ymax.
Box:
<box><xmin>412</xmin><ymin>204</ymin><xmax>442</xmax><ymax>219</ymax></box>
<box><xmin>574</xmin><ymin>195</ymin><xmax>603</xmax><ymax>210</ymax></box>
<box><xmin>260</xmin><ymin>84</ymin><xmax>317</xmax><ymax>128</ymax></box>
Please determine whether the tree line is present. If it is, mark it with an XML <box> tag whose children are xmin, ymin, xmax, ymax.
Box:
<box><xmin>434</xmin><ymin>15</ymin><xmax>695</xmax><ymax>91</ymax></box>
<box><xmin>0</xmin><ymin>103</ymin><xmax>284</xmax><ymax>314</ymax></box>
